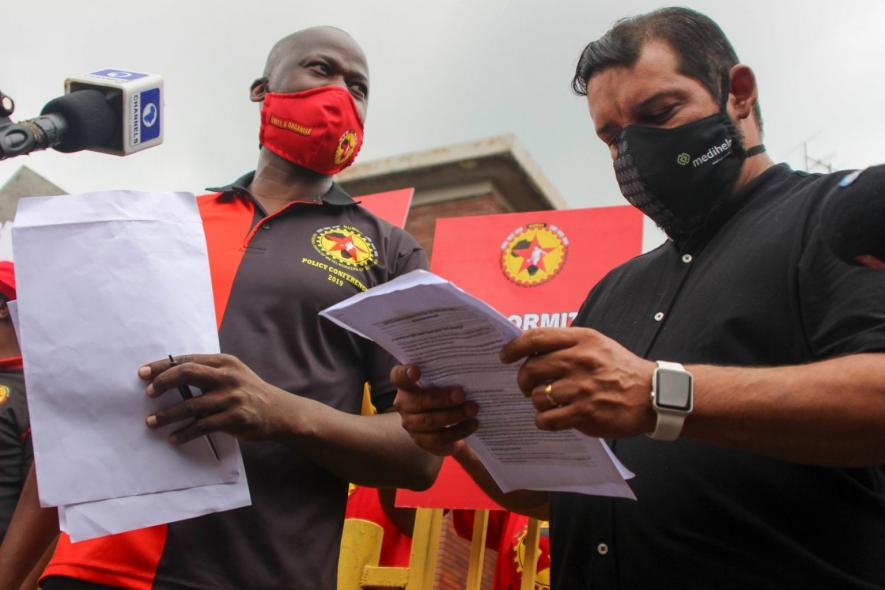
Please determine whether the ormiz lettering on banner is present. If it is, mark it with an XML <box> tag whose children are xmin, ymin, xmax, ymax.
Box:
<box><xmin>508</xmin><ymin>311</ymin><xmax>579</xmax><ymax>330</ymax></box>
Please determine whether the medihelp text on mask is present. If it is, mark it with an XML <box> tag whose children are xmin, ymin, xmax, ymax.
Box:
<box><xmin>691</xmin><ymin>137</ymin><xmax>732</xmax><ymax>168</ymax></box>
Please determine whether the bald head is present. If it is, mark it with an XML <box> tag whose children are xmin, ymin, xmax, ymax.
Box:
<box><xmin>263</xmin><ymin>27</ymin><xmax>367</xmax><ymax>84</ymax></box>
<box><xmin>251</xmin><ymin>26</ymin><xmax>370</xmax><ymax>120</ymax></box>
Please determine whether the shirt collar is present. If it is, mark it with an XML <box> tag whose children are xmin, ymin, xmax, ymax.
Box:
<box><xmin>206</xmin><ymin>171</ymin><xmax>357</xmax><ymax>207</ymax></box>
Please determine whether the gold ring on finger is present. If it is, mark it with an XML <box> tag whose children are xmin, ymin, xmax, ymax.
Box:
<box><xmin>544</xmin><ymin>382</ymin><xmax>560</xmax><ymax>407</ymax></box>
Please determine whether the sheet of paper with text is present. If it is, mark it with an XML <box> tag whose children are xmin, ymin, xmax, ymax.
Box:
<box><xmin>322</xmin><ymin>270</ymin><xmax>635</xmax><ymax>499</ymax></box>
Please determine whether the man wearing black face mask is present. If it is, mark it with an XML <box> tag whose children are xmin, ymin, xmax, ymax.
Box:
<box><xmin>391</xmin><ymin>7</ymin><xmax>885</xmax><ymax>590</ymax></box>
<box><xmin>0</xmin><ymin>27</ymin><xmax>439</xmax><ymax>590</ymax></box>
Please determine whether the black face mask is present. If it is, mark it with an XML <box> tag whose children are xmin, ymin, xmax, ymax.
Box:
<box><xmin>613</xmin><ymin>78</ymin><xmax>765</xmax><ymax>241</ymax></box>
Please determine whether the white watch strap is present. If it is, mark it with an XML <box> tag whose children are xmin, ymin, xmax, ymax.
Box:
<box><xmin>650</xmin><ymin>361</ymin><xmax>688</xmax><ymax>441</ymax></box>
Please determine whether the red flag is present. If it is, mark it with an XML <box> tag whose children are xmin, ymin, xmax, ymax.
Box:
<box><xmin>356</xmin><ymin>188</ymin><xmax>414</xmax><ymax>228</ymax></box>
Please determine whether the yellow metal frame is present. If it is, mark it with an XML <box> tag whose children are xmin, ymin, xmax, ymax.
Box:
<box><xmin>338</xmin><ymin>508</ymin><xmax>444</xmax><ymax>590</ymax></box>
<box><xmin>464</xmin><ymin>510</ymin><xmax>490</xmax><ymax>590</ymax></box>
<box><xmin>519</xmin><ymin>518</ymin><xmax>541</xmax><ymax>590</ymax></box>
<box><xmin>339</xmin><ymin>508</ymin><xmax>540</xmax><ymax>590</ymax></box>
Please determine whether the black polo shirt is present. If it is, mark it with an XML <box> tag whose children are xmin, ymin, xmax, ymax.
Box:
<box><xmin>0</xmin><ymin>358</ymin><xmax>29</xmax><ymax>544</ymax></box>
<box><xmin>551</xmin><ymin>164</ymin><xmax>885</xmax><ymax>590</ymax></box>
<box><xmin>43</xmin><ymin>174</ymin><xmax>427</xmax><ymax>590</ymax></box>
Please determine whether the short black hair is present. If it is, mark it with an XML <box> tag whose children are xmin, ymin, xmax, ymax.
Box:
<box><xmin>572</xmin><ymin>7</ymin><xmax>762</xmax><ymax>129</ymax></box>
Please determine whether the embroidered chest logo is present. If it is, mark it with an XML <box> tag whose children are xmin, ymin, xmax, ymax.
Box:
<box><xmin>501</xmin><ymin>223</ymin><xmax>568</xmax><ymax>286</ymax></box>
<box><xmin>0</xmin><ymin>384</ymin><xmax>10</xmax><ymax>406</ymax></box>
<box><xmin>335</xmin><ymin>130</ymin><xmax>359</xmax><ymax>165</ymax></box>
<box><xmin>312</xmin><ymin>225</ymin><xmax>378</xmax><ymax>270</ymax></box>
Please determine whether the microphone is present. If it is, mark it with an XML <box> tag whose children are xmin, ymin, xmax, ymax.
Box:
<box><xmin>0</xmin><ymin>69</ymin><xmax>163</xmax><ymax>160</ymax></box>
<box><xmin>821</xmin><ymin>165</ymin><xmax>885</xmax><ymax>268</ymax></box>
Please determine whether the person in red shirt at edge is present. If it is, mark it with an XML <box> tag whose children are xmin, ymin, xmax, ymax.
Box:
<box><xmin>0</xmin><ymin>262</ymin><xmax>54</xmax><ymax>590</ymax></box>
<box><xmin>0</xmin><ymin>26</ymin><xmax>440</xmax><ymax>590</ymax></box>
<box><xmin>0</xmin><ymin>262</ymin><xmax>27</xmax><ymax>544</ymax></box>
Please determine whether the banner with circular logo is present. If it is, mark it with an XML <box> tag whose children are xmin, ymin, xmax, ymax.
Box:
<box><xmin>501</xmin><ymin>223</ymin><xmax>568</xmax><ymax>286</ymax></box>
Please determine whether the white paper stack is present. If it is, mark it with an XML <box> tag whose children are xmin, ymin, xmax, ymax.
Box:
<box><xmin>12</xmin><ymin>190</ymin><xmax>251</xmax><ymax>542</ymax></box>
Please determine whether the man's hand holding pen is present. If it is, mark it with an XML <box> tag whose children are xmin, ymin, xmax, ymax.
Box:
<box><xmin>140</xmin><ymin>354</ymin><xmax>295</xmax><ymax>445</ymax></box>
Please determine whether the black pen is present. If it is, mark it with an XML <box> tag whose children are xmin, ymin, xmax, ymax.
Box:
<box><xmin>168</xmin><ymin>355</ymin><xmax>220</xmax><ymax>462</ymax></box>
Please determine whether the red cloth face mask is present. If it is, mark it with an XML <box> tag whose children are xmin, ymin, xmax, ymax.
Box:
<box><xmin>259</xmin><ymin>86</ymin><xmax>364</xmax><ymax>175</ymax></box>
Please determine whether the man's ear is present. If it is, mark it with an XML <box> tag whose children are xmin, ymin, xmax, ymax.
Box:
<box><xmin>728</xmin><ymin>64</ymin><xmax>758</xmax><ymax>122</ymax></box>
<box><xmin>0</xmin><ymin>301</ymin><xmax>10</xmax><ymax>320</ymax></box>
<box><xmin>250</xmin><ymin>77</ymin><xmax>269</xmax><ymax>103</ymax></box>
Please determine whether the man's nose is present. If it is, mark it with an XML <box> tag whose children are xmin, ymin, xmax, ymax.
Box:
<box><xmin>328</xmin><ymin>74</ymin><xmax>349</xmax><ymax>92</ymax></box>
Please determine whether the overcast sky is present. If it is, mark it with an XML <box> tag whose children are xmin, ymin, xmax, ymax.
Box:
<box><xmin>3</xmin><ymin>0</ymin><xmax>884</xmax><ymax>209</ymax></box>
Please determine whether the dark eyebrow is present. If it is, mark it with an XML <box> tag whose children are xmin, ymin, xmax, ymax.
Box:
<box><xmin>595</xmin><ymin>89</ymin><xmax>687</xmax><ymax>139</ymax></box>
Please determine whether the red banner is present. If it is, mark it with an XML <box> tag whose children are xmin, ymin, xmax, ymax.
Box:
<box><xmin>355</xmin><ymin>188</ymin><xmax>414</xmax><ymax>228</ymax></box>
<box><xmin>397</xmin><ymin>206</ymin><xmax>644</xmax><ymax>509</ymax></box>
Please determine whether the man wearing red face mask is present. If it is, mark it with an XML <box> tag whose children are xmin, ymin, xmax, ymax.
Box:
<box><xmin>0</xmin><ymin>27</ymin><xmax>439</xmax><ymax>590</ymax></box>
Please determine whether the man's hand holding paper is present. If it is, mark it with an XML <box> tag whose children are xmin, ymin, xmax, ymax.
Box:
<box><xmin>391</xmin><ymin>365</ymin><xmax>478</xmax><ymax>457</ymax></box>
<box><xmin>321</xmin><ymin>270</ymin><xmax>636</xmax><ymax>499</ymax></box>
<box><xmin>141</xmin><ymin>353</ymin><xmax>301</xmax><ymax>444</ymax></box>
<box><xmin>500</xmin><ymin>327</ymin><xmax>658</xmax><ymax>438</ymax></box>
<box><xmin>391</xmin><ymin>325</ymin><xmax>654</xmax><ymax>500</ymax></box>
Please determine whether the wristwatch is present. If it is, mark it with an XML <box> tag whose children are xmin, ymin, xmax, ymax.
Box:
<box><xmin>648</xmin><ymin>361</ymin><xmax>693</xmax><ymax>441</ymax></box>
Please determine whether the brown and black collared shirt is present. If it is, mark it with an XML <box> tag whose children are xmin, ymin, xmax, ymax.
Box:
<box><xmin>43</xmin><ymin>173</ymin><xmax>427</xmax><ymax>590</ymax></box>
<box><xmin>0</xmin><ymin>356</ymin><xmax>29</xmax><ymax>544</ymax></box>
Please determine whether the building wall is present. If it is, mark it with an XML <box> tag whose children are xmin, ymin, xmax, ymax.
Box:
<box><xmin>405</xmin><ymin>194</ymin><xmax>507</xmax><ymax>259</ymax></box>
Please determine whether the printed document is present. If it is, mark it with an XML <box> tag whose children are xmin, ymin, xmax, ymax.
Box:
<box><xmin>322</xmin><ymin>270</ymin><xmax>635</xmax><ymax>499</ymax></box>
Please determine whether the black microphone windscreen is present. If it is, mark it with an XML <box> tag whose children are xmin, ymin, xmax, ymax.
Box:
<box><xmin>821</xmin><ymin>165</ymin><xmax>885</xmax><ymax>263</ymax></box>
<box><xmin>40</xmin><ymin>89</ymin><xmax>117</xmax><ymax>153</ymax></box>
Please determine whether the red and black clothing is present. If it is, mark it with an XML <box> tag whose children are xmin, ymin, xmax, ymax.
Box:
<box><xmin>0</xmin><ymin>355</ymin><xmax>29</xmax><ymax>543</ymax></box>
<box><xmin>42</xmin><ymin>173</ymin><xmax>427</xmax><ymax>589</ymax></box>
